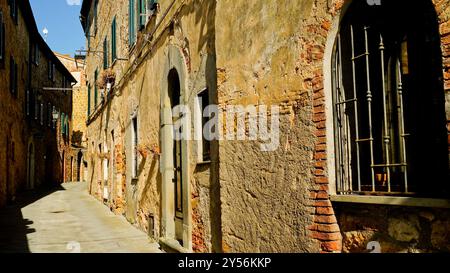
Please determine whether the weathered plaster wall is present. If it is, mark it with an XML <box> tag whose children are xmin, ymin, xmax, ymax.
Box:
<box><xmin>214</xmin><ymin>0</ymin><xmax>450</xmax><ymax>254</ymax></box>
<box><xmin>85</xmin><ymin>0</ymin><xmax>218</xmax><ymax>251</ymax></box>
<box><xmin>214</xmin><ymin>0</ymin><xmax>343</xmax><ymax>253</ymax></box>
<box><xmin>83</xmin><ymin>0</ymin><xmax>450</xmax><ymax>253</ymax></box>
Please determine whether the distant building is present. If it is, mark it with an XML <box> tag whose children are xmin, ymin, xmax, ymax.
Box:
<box><xmin>80</xmin><ymin>0</ymin><xmax>450</xmax><ymax>253</ymax></box>
<box><xmin>55</xmin><ymin>52</ymin><xmax>88</xmax><ymax>183</ymax></box>
<box><xmin>0</xmin><ymin>0</ymin><xmax>75</xmax><ymax>206</ymax></box>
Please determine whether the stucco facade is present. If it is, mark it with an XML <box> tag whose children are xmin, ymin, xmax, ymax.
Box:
<box><xmin>81</xmin><ymin>0</ymin><xmax>450</xmax><ymax>253</ymax></box>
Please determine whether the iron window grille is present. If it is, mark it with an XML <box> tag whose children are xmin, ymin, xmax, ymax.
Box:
<box><xmin>332</xmin><ymin>0</ymin><xmax>448</xmax><ymax>198</ymax></box>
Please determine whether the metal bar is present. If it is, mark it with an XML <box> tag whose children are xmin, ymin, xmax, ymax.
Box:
<box><xmin>334</xmin><ymin>34</ymin><xmax>345</xmax><ymax>193</ymax></box>
<box><xmin>350</xmin><ymin>25</ymin><xmax>362</xmax><ymax>192</ymax></box>
<box><xmin>355</xmin><ymin>138</ymin><xmax>374</xmax><ymax>142</ymax></box>
<box><xmin>335</xmin><ymin>98</ymin><xmax>357</xmax><ymax>105</ymax></box>
<box><xmin>338</xmin><ymin>34</ymin><xmax>352</xmax><ymax>193</ymax></box>
<box><xmin>364</xmin><ymin>26</ymin><xmax>376</xmax><ymax>192</ymax></box>
<box><xmin>372</xmin><ymin>163</ymin><xmax>408</xmax><ymax>168</ymax></box>
<box><xmin>396</xmin><ymin>59</ymin><xmax>409</xmax><ymax>193</ymax></box>
<box><xmin>379</xmin><ymin>34</ymin><xmax>392</xmax><ymax>192</ymax></box>
<box><xmin>352</xmin><ymin>52</ymin><xmax>369</xmax><ymax>61</ymax></box>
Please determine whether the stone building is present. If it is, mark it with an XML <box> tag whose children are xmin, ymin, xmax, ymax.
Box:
<box><xmin>80</xmin><ymin>0</ymin><xmax>450</xmax><ymax>253</ymax></box>
<box><xmin>55</xmin><ymin>52</ymin><xmax>88</xmax><ymax>183</ymax></box>
<box><xmin>0</xmin><ymin>0</ymin><xmax>75</xmax><ymax>207</ymax></box>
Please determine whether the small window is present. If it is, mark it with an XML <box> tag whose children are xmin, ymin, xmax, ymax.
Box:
<box><xmin>94</xmin><ymin>69</ymin><xmax>98</xmax><ymax>106</ymax></box>
<box><xmin>93</xmin><ymin>0</ymin><xmax>99</xmax><ymax>35</ymax></box>
<box><xmin>87</xmin><ymin>83</ymin><xmax>91</xmax><ymax>116</ymax></box>
<box><xmin>34</xmin><ymin>97</ymin><xmax>39</xmax><ymax>121</ymax></box>
<box><xmin>111</xmin><ymin>17</ymin><xmax>117</xmax><ymax>62</ymax></box>
<box><xmin>332</xmin><ymin>0</ymin><xmax>449</xmax><ymax>197</ymax></box>
<box><xmin>52</xmin><ymin>64</ymin><xmax>56</xmax><ymax>82</ymax></box>
<box><xmin>0</xmin><ymin>11</ymin><xmax>5</xmax><ymax>65</ymax></box>
<box><xmin>103</xmin><ymin>38</ymin><xmax>108</xmax><ymax>69</ymax></box>
<box><xmin>47</xmin><ymin>102</ymin><xmax>51</xmax><ymax>127</ymax></box>
<box><xmin>138</xmin><ymin>0</ymin><xmax>146</xmax><ymax>30</ymax></box>
<box><xmin>61</xmin><ymin>113</ymin><xmax>65</xmax><ymax>135</ymax></box>
<box><xmin>132</xmin><ymin>116</ymin><xmax>138</xmax><ymax>178</ymax></box>
<box><xmin>196</xmin><ymin>89</ymin><xmax>211</xmax><ymax>162</ymax></box>
<box><xmin>10</xmin><ymin>56</ymin><xmax>17</xmax><ymax>97</ymax></box>
<box><xmin>48</xmin><ymin>60</ymin><xmax>54</xmax><ymax>81</ymax></box>
<box><xmin>26</xmin><ymin>89</ymin><xmax>30</xmax><ymax>116</ymax></box>
<box><xmin>40</xmin><ymin>103</ymin><xmax>44</xmax><ymax>126</ymax></box>
<box><xmin>9</xmin><ymin>0</ymin><xmax>18</xmax><ymax>25</ymax></box>
<box><xmin>86</xmin><ymin>18</ymin><xmax>91</xmax><ymax>50</ymax></box>
<box><xmin>32</xmin><ymin>43</ymin><xmax>40</xmax><ymax>65</ymax></box>
<box><xmin>129</xmin><ymin>0</ymin><xmax>136</xmax><ymax>46</ymax></box>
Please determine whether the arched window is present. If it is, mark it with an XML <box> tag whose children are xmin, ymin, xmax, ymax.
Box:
<box><xmin>332</xmin><ymin>0</ymin><xmax>448</xmax><ymax>197</ymax></box>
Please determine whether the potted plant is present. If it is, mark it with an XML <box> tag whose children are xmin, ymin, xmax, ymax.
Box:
<box><xmin>97</xmin><ymin>68</ymin><xmax>116</xmax><ymax>92</ymax></box>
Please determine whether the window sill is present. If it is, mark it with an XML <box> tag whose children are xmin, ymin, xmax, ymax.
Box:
<box><xmin>330</xmin><ymin>195</ymin><xmax>450</xmax><ymax>209</ymax></box>
<box><xmin>197</xmin><ymin>160</ymin><xmax>211</xmax><ymax>166</ymax></box>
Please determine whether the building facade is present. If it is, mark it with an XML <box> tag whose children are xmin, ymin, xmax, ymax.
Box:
<box><xmin>56</xmin><ymin>52</ymin><xmax>88</xmax><ymax>183</ymax></box>
<box><xmin>80</xmin><ymin>0</ymin><xmax>450</xmax><ymax>253</ymax></box>
<box><xmin>0</xmin><ymin>0</ymin><xmax>75</xmax><ymax>207</ymax></box>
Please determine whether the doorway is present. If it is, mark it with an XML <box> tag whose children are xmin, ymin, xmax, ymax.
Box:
<box><xmin>77</xmin><ymin>151</ymin><xmax>83</xmax><ymax>182</ymax></box>
<box><xmin>168</xmin><ymin>69</ymin><xmax>184</xmax><ymax>243</ymax></box>
<box><xmin>160</xmin><ymin>66</ymin><xmax>191</xmax><ymax>248</ymax></box>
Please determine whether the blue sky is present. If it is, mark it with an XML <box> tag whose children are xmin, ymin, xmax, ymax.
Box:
<box><xmin>30</xmin><ymin>0</ymin><xmax>85</xmax><ymax>57</ymax></box>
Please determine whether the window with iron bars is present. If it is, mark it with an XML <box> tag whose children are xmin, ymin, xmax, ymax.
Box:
<box><xmin>332</xmin><ymin>0</ymin><xmax>448</xmax><ymax>198</ymax></box>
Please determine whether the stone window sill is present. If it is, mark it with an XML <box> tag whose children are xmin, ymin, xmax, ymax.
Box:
<box><xmin>197</xmin><ymin>160</ymin><xmax>211</xmax><ymax>166</ymax></box>
<box><xmin>330</xmin><ymin>195</ymin><xmax>450</xmax><ymax>209</ymax></box>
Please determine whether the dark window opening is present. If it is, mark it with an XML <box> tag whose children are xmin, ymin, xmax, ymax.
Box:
<box><xmin>10</xmin><ymin>56</ymin><xmax>17</xmax><ymax>97</ymax></box>
<box><xmin>333</xmin><ymin>0</ymin><xmax>448</xmax><ymax>198</ymax></box>
<box><xmin>0</xmin><ymin>11</ymin><xmax>5</xmax><ymax>66</ymax></box>
<box><xmin>199</xmin><ymin>89</ymin><xmax>211</xmax><ymax>162</ymax></box>
<box><xmin>132</xmin><ymin>116</ymin><xmax>138</xmax><ymax>178</ymax></box>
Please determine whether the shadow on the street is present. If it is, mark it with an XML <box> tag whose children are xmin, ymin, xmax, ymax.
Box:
<box><xmin>0</xmin><ymin>185</ymin><xmax>65</xmax><ymax>253</ymax></box>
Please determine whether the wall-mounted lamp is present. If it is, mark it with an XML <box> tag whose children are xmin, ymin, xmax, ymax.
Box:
<box><xmin>52</xmin><ymin>108</ymin><xmax>59</xmax><ymax>121</ymax></box>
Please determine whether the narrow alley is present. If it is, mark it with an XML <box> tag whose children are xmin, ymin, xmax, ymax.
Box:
<box><xmin>0</xmin><ymin>182</ymin><xmax>161</xmax><ymax>253</ymax></box>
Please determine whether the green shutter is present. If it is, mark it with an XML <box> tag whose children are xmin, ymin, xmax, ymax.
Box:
<box><xmin>129</xmin><ymin>0</ymin><xmax>136</xmax><ymax>45</ymax></box>
<box><xmin>94</xmin><ymin>69</ymin><xmax>98</xmax><ymax>106</ymax></box>
<box><xmin>61</xmin><ymin>113</ymin><xmax>65</xmax><ymax>135</ymax></box>
<box><xmin>139</xmin><ymin>0</ymin><xmax>145</xmax><ymax>29</ymax></box>
<box><xmin>88</xmin><ymin>84</ymin><xmax>91</xmax><ymax>116</ymax></box>
<box><xmin>103</xmin><ymin>38</ymin><xmax>108</xmax><ymax>69</ymax></box>
<box><xmin>94</xmin><ymin>0</ymin><xmax>98</xmax><ymax>34</ymax></box>
<box><xmin>65</xmin><ymin>116</ymin><xmax>69</xmax><ymax>135</ymax></box>
<box><xmin>111</xmin><ymin>18</ymin><xmax>117</xmax><ymax>62</ymax></box>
